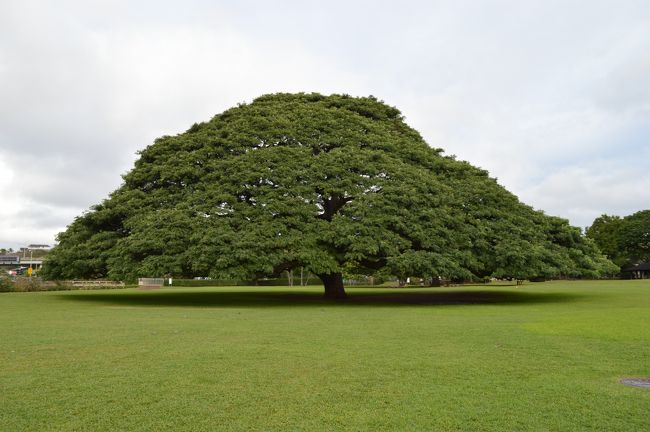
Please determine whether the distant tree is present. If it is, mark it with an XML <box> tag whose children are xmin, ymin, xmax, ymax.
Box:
<box><xmin>586</xmin><ymin>215</ymin><xmax>625</xmax><ymax>265</ymax></box>
<box><xmin>619</xmin><ymin>210</ymin><xmax>650</xmax><ymax>264</ymax></box>
<box><xmin>42</xmin><ymin>93</ymin><xmax>616</xmax><ymax>298</ymax></box>
<box><xmin>587</xmin><ymin>210</ymin><xmax>650</xmax><ymax>268</ymax></box>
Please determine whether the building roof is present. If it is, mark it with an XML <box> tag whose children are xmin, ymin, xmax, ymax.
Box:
<box><xmin>622</xmin><ymin>261</ymin><xmax>650</xmax><ymax>272</ymax></box>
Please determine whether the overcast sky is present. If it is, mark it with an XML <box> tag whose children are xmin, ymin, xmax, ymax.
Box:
<box><xmin>1</xmin><ymin>0</ymin><xmax>649</xmax><ymax>249</ymax></box>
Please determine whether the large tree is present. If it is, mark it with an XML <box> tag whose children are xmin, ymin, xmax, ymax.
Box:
<box><xmin>43</xmin><ymin>93</ymin><xmax>616</xmax><ymax>298</ymax></box>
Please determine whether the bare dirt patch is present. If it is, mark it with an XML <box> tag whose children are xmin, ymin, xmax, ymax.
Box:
<box><xmin>620</xmin><ymin>378</ymin><xmax>650</xmax><ymax>388</ymax></box>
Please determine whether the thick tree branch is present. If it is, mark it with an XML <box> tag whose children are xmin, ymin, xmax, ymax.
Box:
<box><xmin>317</xmin><ymin>193</ymin><xmax>354</xmax><ymax>221</ymax></box>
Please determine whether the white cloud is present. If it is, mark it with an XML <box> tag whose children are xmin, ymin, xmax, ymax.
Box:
<box><xmin>521</xmin><ymin>154</ymin><xmax>650</xmax><ymax>228</ymax></box>
<box><xmin>1</xmin><ymin>0</ymin><xmax>649</xmax><ymax>248</ymax></box>
<box><xmin>0</xmin><ymin>155</ymin><xmax>79</xmax><ymax>246</ymax></box>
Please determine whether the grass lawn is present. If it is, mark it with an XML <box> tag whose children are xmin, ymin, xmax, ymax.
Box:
<box><xmin>1</xmin><ymin>280</ymin><xmax>649</xmax><ymax>431</ymax></box>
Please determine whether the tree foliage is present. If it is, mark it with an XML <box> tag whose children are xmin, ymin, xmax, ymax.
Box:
<box><xmin>43</xmin><ymin>93</ymin><xmax>616</xmax><ymax>297</ymax></box>
<box><xmin>586</xmin><ymin>210</ymin><xmax>650</xmax><ymax>267</ymax></box>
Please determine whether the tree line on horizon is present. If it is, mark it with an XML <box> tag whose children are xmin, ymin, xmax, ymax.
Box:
<box><xmin>586</xmin><ymin>210</ymin><xmax>650</xmax><ymax>269</ymax></box>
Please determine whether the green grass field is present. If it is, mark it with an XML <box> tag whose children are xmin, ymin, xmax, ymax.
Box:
<box><xmin>1</xmin><ymin>280</ymin><xmax>649</xmax><ymax>431</ymax></box>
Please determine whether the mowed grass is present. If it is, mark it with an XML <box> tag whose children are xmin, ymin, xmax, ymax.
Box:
<box><xmin>1</xmin><ymin>281</ymin><xmax>649</xmax><ymax>431</ymax></box>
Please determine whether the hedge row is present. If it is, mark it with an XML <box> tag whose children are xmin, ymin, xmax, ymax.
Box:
<box><xmin>0</xmin><ymin>277</ymin><xmax>132</xmax><ymax>293</ymax></box>
<box><xmin>165</xmin><ymin>277</ymin><xmax>323</xmax><ymax>287</ymax></box>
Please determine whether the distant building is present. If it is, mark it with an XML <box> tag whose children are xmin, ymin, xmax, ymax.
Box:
<box><xmin>27</xmin><ymin>244</ymin><xmax>51</xmax><ymax>250</ymax></box>
<box><xmin>621</xmin><ymin>261</ymin><xmax>650</xmax><ymax>279</ymax></box>
<box><xmin>0</xmin><ymin>255</ymin><xmax>20</xmax><ymax>265</ymax></box>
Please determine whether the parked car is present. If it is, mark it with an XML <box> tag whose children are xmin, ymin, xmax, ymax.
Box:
<box><xmin>9</xmin><ymin>267</ymin><xmax>27</xmax><ymax>276</ymax></box>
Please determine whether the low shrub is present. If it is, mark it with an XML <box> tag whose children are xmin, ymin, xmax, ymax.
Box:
<box><xmin>0</xmin><ymin>275</ymin><xmax>14</xmax><ymax>292</ymax></box>
<box><xmin>12</xmin><ymin>277</ymin><xmax>45</xmax><ymax>292</ymax></box>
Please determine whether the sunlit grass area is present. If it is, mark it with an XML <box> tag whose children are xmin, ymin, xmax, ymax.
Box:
<box><xmin>1</xmin><ymin>280</ymin><xmax>649</xmax><ymax>431</ymax></box>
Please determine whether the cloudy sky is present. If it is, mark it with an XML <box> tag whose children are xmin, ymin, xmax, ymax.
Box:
<box><xmin>1</xmin><ymin>0</ymin><xmax>649</xmax><ymax>249</ymax></box>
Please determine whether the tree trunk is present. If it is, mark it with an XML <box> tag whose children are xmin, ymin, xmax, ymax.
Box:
<box><xmin>318</xmin><ymin>272</ymin><xmax>347</xmax><ymax>299</ymax></box>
